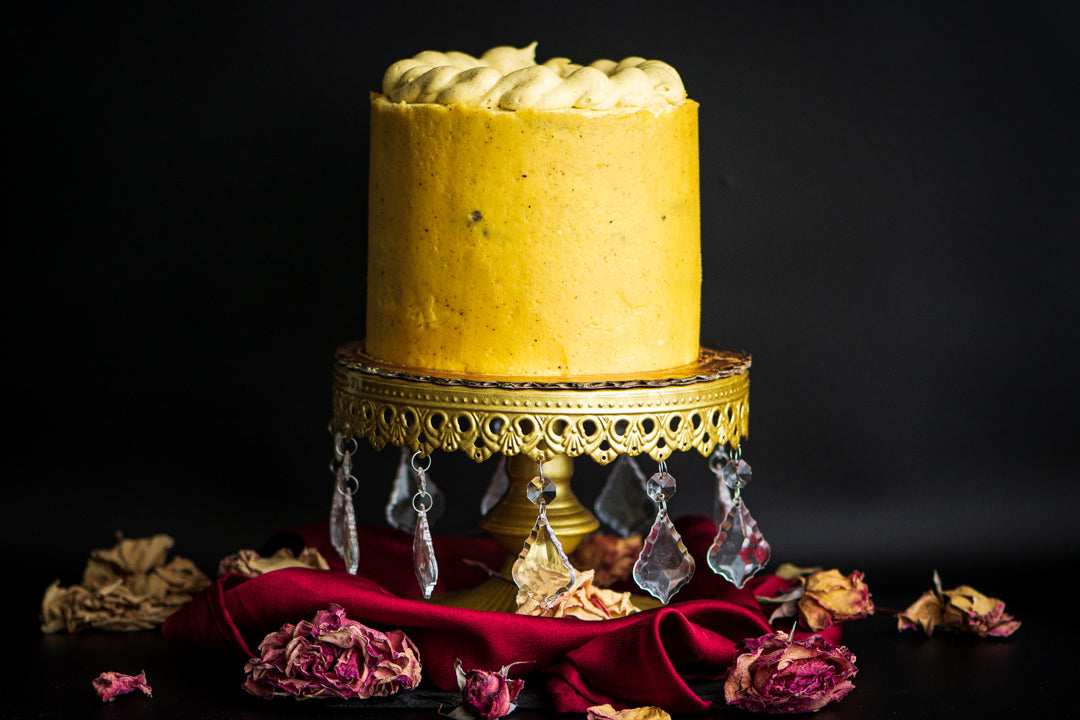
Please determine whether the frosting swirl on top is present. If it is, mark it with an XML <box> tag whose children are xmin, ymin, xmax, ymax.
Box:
<box><xmin>381</xmin><ymin>42</ymin><xmax>686</xmax><ymax>110</ymax></box>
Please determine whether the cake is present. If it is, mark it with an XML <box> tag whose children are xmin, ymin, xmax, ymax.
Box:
<box><xmin>365</xmin><ymin>43</ymin><xmax>701</xmax><ymax>379</ymax></box>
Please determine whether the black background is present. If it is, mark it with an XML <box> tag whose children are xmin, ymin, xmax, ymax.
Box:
<box><xmin>5</xmin><ymin>1</ymin><xmax>1078</xmax><ymax>717</ymax></box>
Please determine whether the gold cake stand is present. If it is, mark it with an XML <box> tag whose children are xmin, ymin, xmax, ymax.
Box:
<box><xmin>330</xmin><ymin>340</ymin><xmax>751</xmax><ymax>611</ymax></box>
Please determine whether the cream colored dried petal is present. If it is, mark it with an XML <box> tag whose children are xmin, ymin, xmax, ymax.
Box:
<box><xmin>515</xmin><ymin>567</ymin><xmax>638</xmax><ymax>619</ymax></box>
<box><xmin>92</xmin><ymin>534</ymin><xmax>176</xmax><ymax>575</ymax></box>
<box><xmin>897</xmin><ymin>589</ymin><xmax>945</xmax><ymax>636</ymax></box>
<box><xmin>773</xmin><ymin>563</ymin><xmax>822</xmax><ymax>581</ymax></box>
<box><xmin>219</xmin><ymin>547</ymin><xmax>330</xmax><ymax>578</ymax></box>
<box><xmin>587</xmin><ymin>703</ymin><xmax>672</xmax><ymax>720</ymax></box>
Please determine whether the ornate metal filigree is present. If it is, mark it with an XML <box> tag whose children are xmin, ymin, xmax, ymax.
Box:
<box><xmin>330</xmin><ymin>342</ymin><xmax>750</xmax><ymax>465</ymax></box>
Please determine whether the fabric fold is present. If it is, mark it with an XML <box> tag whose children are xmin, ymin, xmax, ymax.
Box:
<box><xmin>162</xmin><ymin>515</ymin><xmax>839</xmax><ymax>714</ymax></box>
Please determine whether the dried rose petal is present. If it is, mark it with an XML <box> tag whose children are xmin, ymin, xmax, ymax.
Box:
<box><xmin>724</xmin><ymin>630</ymin><xmax>857</xmax><ymax>713</ymax></box>
<box><xmin>242</xmin><ymin>604</ymin><xmax>421</xmax><ymax>700</ymax></box>
<box><xmin>92</xmin><ymin>670</ymin><xmax>152</xmax><ymax>702</ymax></box>
<box><xmin>217</xmin><ymin>547</ymin><xmax>329</xmax><ymax>578</ymax></box>
<box><xmin>797</xmin><ymin>569</ymin><xmax>875</xmax><ymax>632</ymax></box>
<box><xmin>514</xmin><ymin>566</ymin><xmax>638</xmax><ymax>619</ymax></box>
<box><xmin>447</xmin><ymin>659</ymin><xmax>525</xmax><ymax>720</ymax></box>
<box><xmin>897</xmin><ymin>589</ymin><xmax>945</xmax><ymax>636</ymax></box>
<box><xmin>587</xmin><ymin>703</ymin><xmax>672</xmax><ymax>720</ymax></box>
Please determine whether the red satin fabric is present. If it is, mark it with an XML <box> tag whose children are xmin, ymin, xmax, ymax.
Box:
<box><xmin>162</xmin><ymin>515</ymin><xmax>839</xmax><ymax>714</ymax></box>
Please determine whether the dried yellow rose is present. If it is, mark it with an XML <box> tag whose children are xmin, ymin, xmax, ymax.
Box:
<box><xmin>41</xmin><ymin>534</ymin><xmax>209</xmax><ymax>633</ymax></box>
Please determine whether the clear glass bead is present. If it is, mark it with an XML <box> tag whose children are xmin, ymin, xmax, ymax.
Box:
<box><xmin>722</xmin><ymin>458</ymin><xmax>752</xmax><ymax>490</ymax></box>
<box><xmin>527</xmin><ymin>475</ymin><xmax>557</xmax><ymax>505</ymax></box>
<box><xmin>645</xmin><ymin>471</ymin><xmax>677</xmax><ymax>503</ymax></box>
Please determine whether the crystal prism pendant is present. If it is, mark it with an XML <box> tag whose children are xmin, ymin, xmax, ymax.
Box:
<box><xmin>594</xmin><ymin>454</ymin><xmax>654</xmax><ymax>537</ymax></box>
<box><xmin>386</xmin><ymin>447</ymin><xmax>444</xmax><ymax>532</ymax></box>
<box><xmin>511</xmin><ymin>505</ymin><xmax>576</xmax><ymax>607</ymax></box>
<box><xmin>632</xmin><ymin>470</ymin><xmax>695</xmax><ymax>603</ymax></box>
<box><xmin>707</xmin><ymin>498</ymin><xmax>771</xmax><ymax>588</ymax></box>
<box><xmin>412</xmin><ymin>509</ymin><xmax>438</xmax><ymax>598</ymax></box>
<box><xmin>633</xmin><ymin>507</ymin><xmax>695</xmax><ymax>603</ymax></box>
<box><xmin>512</xmin><ymin>475</ymin><xmax>576</xmax><ymax>607</ymax></box>
<box><xmin>330</xmin><ymin>474</ymin><xmax>347</xmax><ymax>557</ymax></box>
<box><xmin>481</xmin><ymin>456</ymin><xmax>509</xmax><ymax>515</ymax></box>
<box><xmin>342</xmin><ymin>490</ymin><xmax>359</xmax><ymax>575</ymax></box>
<box><xmin>709</xmin><ymin>445</ymin><xmax>732</xmax><ymax>521</ymax></box>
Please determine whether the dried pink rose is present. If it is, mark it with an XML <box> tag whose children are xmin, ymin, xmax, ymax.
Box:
<box><xmin>242</xmin><ymin>604</ymin><xmax>422</xmax><ymax>700</ymax></box>
<box><xmin>724</xmin><ymin>630</ymin><xmax>857</xmax><ymax>713</ymax></box>
<box><xmin>446</xmin><ymin>659</ymin><xmax>525</xmax><ymax>720</ymax></box>
<box><xmin>92</xmin><ymin>670</ymin><xmax>152</xmax><ymax>702</ymax></box>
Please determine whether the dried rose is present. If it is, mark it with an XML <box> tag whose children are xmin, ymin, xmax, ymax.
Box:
<box><xmin>242</xmin><ymin>604</ymin><xmax>421</xmax><ymax>700</ymax></box>
<box><xmin>898</xmin><ymin>572</ymin><xmax>1020</xmax><ymax>638</ymax></box>
<box><xmin>724</xmin><ymin>630</ymin><xmax>857</xmax><ymax>713</ymax></box>
<box><xmin>41</xmin><ymin>534</ymin><xmax>210</xmax><ymax>633</ymax></box>
<box><xmin>446</xmin><ymin>659</ymin><xmax>525</xmax><ymax>720</ymax></box>
<box><xmin>797</xmin><ymin>569</ymin><xmax>875</xmax><ymax>632</ymax></box>
<box><xmin>92</xmin><ymin>670</ymin><xmax>152</xmax><ymax>702</ymax></box>
<box><xmin>587</xmin><ymin>703</ymin><xmax>672</xmax><ymax>720</ymax></box>
<box><xmin>941</xmin><ymin>585</ymin><xmax>1021</xmax><ymax>638</ymax></box>
<box><xmin>571</xmin><ymin>533</ymin><xmax>644</xmax><ymax>587</ymax></box>
<box><xmin>514</xmin><ymin>566</ymin><xmax>638</xmax><ymax>619</ymax></box>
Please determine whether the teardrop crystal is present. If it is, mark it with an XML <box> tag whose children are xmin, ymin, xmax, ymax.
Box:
<box><xmin>481</xmin><ymin>456</ymin><xmax>509</xmax><ymax>514</ymax></box>
<box><xmin>412</xmin><ymin>510</ymin><xmax>438</xmax><ymax>598</ymax></box>
<box><xmin>343</xmin><ymin>493</ymin><xmax>359</xmax><ymax>575</ymax></box>
<box><xmin>632</xmin><ymin>508</ymin><xmax>695</xmax><ymax>603</ymax></box>
<box><xmin>594</xmin><ymin>454</ymin><xmax>654</xmax><ymax>537</ymax></box>
<box><xmin>512</xmin><ymin>508</ymin><xmax>576</xmax><ymax>607</ymax></box>
<box><xmin>707</xmin><ymin>499</ymin><xmax>771</xmax><ymax>588</ymax></box>
<box><xmin>330</xmin><ymin>478</ymin><xmax>347</xmax><ymax>557</ymax></box>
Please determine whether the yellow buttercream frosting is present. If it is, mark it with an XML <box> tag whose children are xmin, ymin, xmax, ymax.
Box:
<box><xmin>365</xmin><ymin>45</ymin><xmax>701</xmax><ymax>379</ymax></box>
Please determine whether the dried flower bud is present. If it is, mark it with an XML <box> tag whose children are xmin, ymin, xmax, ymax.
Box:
<box><xmin>448</xmin><ymin>660</ymin><xmax>525</xmax><ymax>720</ymax></box>
<box><xmin>724</xmin><ymin>631</ymin><xmax>857</xmax><ymax>713</ymax></box>
<box><xmin>797</xmin><ymin>569</ymin><xmax>875</xmax><ymax>632</ymax></box>
<box><xmin>242</xmin><ymin>604</ymin><xmax>421</xmax><ymax>700</ymax></box>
